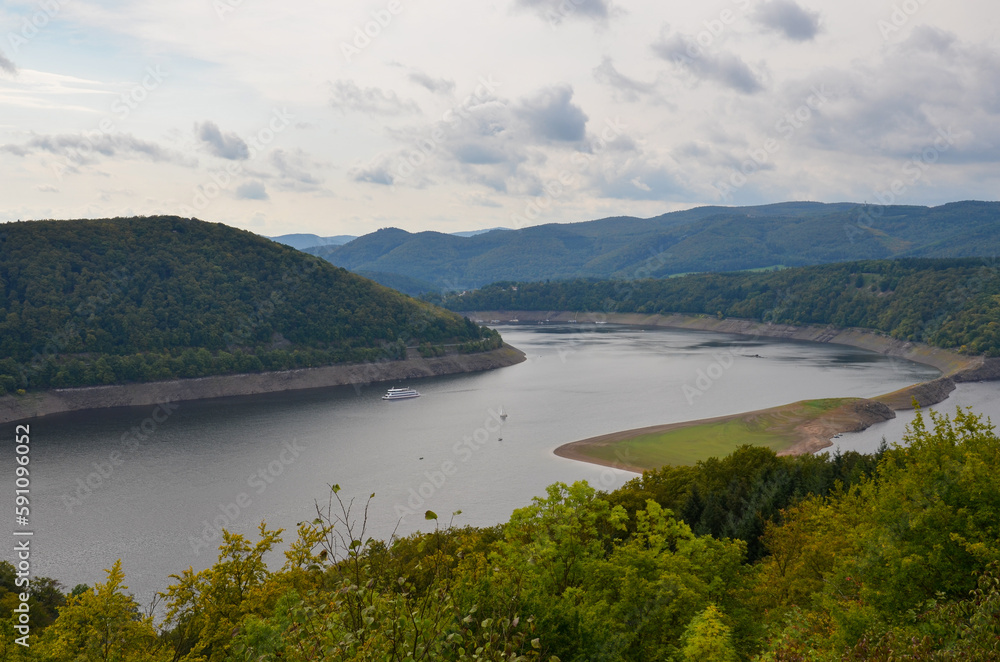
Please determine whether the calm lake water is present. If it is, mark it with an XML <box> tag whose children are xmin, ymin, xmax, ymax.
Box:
<box><xmin>8</xmin><ymin>323</ymin><xmax>988</xmax><ymax>605</ymax></box>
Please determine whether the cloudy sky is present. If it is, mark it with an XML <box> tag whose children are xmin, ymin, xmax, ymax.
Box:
<box><xmin>1</xmin><ymin>0</ymin><xmax>997</xmax><ymax>236</ymax></box>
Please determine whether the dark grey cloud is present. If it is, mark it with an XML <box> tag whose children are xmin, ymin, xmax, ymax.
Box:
<box><xmin>752</xmin><ymin>0</ymin><xmax>820</xmax><ymax>41</ymax></box>
<box><xmin>0</xmin><ymin>52</ymin><xmax>16</xmax><ymax>75</ymax></box>
<box><xmin>515</xmin><ymin>85</ymin><xmax>588</xmax><ymax>142</ymax></box>
<box><xmin>350</xmin><ymin>157</ymin><xmax>396</xmax><ymax>186</ymax></box>
<box><xmin>515</xmin><ymin>0</ymin><xmax>612</xmax><ymax>25</ymax></box>
<box><xmin>452</xmin><ymin>143</ymin><xmax>509</xmax><ymax>165</ymax></box>
<box><xmin>236</xmin><ymin>181</ymin><xmax>269</xmax><ymax>200</ymax></box>
<box><xmin>329</xmin><ymin>80</ymin><xmax>420</xmax><ymax>116</ymax></box>
<box><xmin>408</xmin><ymin>70</ymin><xmax>456</xmax><ymax>95</ymax></box>
<box><xmin>2</xmin><ymin>132</ymin><xmax>188</xmax><ymax>165</ymax></box>
<box><xmin>653</xmin><ymin>32</ymin><xmax>764</xmax><ymax>94</ymax></box>
<box><xmin>592</xmin><ymin>57</ymin><xmax>657</xmax><ymax>102</ymax></box>
<box><xmin>196</xmin><ymin>121</ymin><xmax>249</xmax><ymax>160</ymax></box>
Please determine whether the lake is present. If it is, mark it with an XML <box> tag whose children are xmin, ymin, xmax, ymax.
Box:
<box><xmin>9</xmin><ymin>323</ymin><xmax>990</xmax><ymax>606</ymax></box>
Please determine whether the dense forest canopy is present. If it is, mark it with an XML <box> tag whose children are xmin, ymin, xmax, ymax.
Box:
<box><xmin>4</xmin><ymin>408</ymin><xmax>999</xmax><ymax>660</ymax></box>
<box><xmin>0</xmin><ymin>216</ymin><xmax>499</xmax><ymax>394</ymax></box>
<box><xmin>437</xmin><ymin>257</ymin><xmax>1000</xmax><ymax>356</ymax></box>
<box><xmin>308</xmin><ymin>201</ymin><xmax>1000</xmax><ymax>291</ymax></box>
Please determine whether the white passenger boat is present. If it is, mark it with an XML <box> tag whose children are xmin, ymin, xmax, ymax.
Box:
<box><xmin>382</xmin><ymin>387</ymin><xmax>421</xmax><ymax>400</ymax></box>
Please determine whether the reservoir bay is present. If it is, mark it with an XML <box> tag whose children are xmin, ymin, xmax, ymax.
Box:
<box><xmin>8</xmin><ymin>323</ymin><xmax>978</xmax><ymax>604</ymax></box>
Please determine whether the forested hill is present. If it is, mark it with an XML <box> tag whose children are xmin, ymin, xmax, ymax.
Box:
<box><xmin>307</xmin><ymin>201</ymin><xmax>1000</xmax><ymax>291</ymax></box>
<box><xmin>438</xmin><ymin>257</ymin><xmax>1000</xmax><ymax>356</ymax></box>
<box><xmin>0</xmin><ymin>216</ymin><xmax>499</xmax><ymax>394</ymax></box>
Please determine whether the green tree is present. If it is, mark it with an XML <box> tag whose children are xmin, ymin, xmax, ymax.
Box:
<box><xmin>161</xmin><ymin>523</ymin><xmax>284</xmax><ymax>662</ymax></box>
<box><xmin>680</xmin><ymin>604</ymin><xmax>738</xmax><ymax>662</ymax></box>
<box><xmin>34</xmin><ymin>560</ymin><xmax>168</xmax><ymax>661</ymax></box>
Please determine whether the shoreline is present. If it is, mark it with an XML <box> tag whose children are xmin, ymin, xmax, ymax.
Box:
<box><xmin>461</xmin><ymin>310</ymin><xmax>1000</xmax><ymax>470</ymax></box>
<box><xmin>553</xmin><ymin>398</ymin><xmax>898</xmax><ymax>473</ymax></box>
<box><xmin>461</xmin><ymin>310</ymin><xmax>989</xmax><ymax>377</ymax></box>
<box><xmin>0</xmin><ymin>344</ymin><xmax>526</xmax><ymax>424</ymax></box>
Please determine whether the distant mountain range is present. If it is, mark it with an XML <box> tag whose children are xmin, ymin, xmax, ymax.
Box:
<box><xmin>269</xmin><ymin>227</ymin><xmax>510</xmax><ymax>252</ymax></box>
<box><xmin>268</xmin><ymin>233</ymin><xmax>357</xmax><ymax>250</ymax></box>
<box><xmin>301</xmin><ymin>201</ymin><xmax>1000</xmax><ymax>294</ymax></box>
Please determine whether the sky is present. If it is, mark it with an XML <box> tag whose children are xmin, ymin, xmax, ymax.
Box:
<box><xmin>1</xmin><ymin>0</ymin><xmax>998</xmax><ymax>237</ymax></box>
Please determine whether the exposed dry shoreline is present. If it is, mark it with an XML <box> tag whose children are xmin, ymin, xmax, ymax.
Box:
<box><xmin>463</xmin><ymin>310</ymin><xmax>1000</xmax><ymax>466</ymax></box>
<box><xmin>553</xmin><ymin>398</ymin><xmax>898</xmax><ymax>473</ymax></box>
<box><xmin>0</xmin><ymin>345</ymin><xmax>526</xmax><ymax>424</ymax></box>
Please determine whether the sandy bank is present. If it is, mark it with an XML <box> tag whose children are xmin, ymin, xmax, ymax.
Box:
<box><xmin>555</xmin><ymin>398</ymin><xmax>897</xmax><ymax>473</ymax></box>
<box><xmin>0</xmin><ymin>345</ymin><xmax>526</xmax><ymax>424</ymax></box>
<box><xmin>459</xmin><ymin>311</ymin><xmax>1000</xmax><ymax>469</ymax></box>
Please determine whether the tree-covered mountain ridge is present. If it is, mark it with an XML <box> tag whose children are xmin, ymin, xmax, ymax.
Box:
<box><xmin>437</xmin><ymin>257</ymin><xmax>1000</xmax><ymax>357</ymax></box>
<box><xmin>307</xmin><ymin>201</ymin><xmax>1000</xmax><ymax>292</ymax></box>
<box><xmin>0</xmin><ymin>216</ymin><xmax>500</xmax><ymax>394</ymax></box>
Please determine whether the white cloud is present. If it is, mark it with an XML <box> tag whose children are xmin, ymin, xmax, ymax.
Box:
<box><xmin>592</xmin><ymin>57</ymin><xmax>659</xmax><ymax>102</ymax></box>
<box><xmin>0</xmin><ymin>0</ymin><xmax>996</xmax><ymax>232</ymax></box>
<box><xmin>329</xmin><ymin>80</ymin><xmax>420</xmax><ymax>117</ymax></box>
<box><xmin>652</xmin><ymin>31</ymin><xmax>766</xmax><ymax>94</ymax></box>
<box><xmin>2</xmin><ymin>132</ymin><xmax>190</xmax><ymax>166</ymax></box>
<box><xmin>236</xmin><ymin>181</ymin><xmax>269</xmax><ymax>200</ymax></box>
<box><xmin>514</xmin><ymin>0</ymin><xmax>615</xmax><ymax>25</ymax></box>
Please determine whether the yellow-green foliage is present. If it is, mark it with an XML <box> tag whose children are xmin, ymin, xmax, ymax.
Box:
<box><xmin>14</xmin><ymin>407</ymin><xmax>1000</xmax><ymax>661</ymax></box>
<box><xmin>34</xmin><ymin>560</ymin><xmax>169</xmax><ymax>661</ymax></box>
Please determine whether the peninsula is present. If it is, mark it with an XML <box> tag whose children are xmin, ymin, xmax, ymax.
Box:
<box><xmin>461</xmin><ymin>310</ymin><xmax>1000</xmax><ymax>471</ymax></box>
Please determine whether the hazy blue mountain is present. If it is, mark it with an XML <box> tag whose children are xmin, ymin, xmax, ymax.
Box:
<box><xmin>450</xmin><ymin>227</ymin><xmax>511</xmax><ymax>237</ymax></box>
<box><xmin>271</xmin><ymin>228</ymin><xmax>508</xmax><ymax>252</ymax></box>
<box><xmin>304</xmin><ymin>201</ymin><xmax>1000</xmax><ymax>292</ymax></box>
<box><xmin>269</xmin><ymin>233</ymin><xmax>357</xmax><ymax>250</ymax></box>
